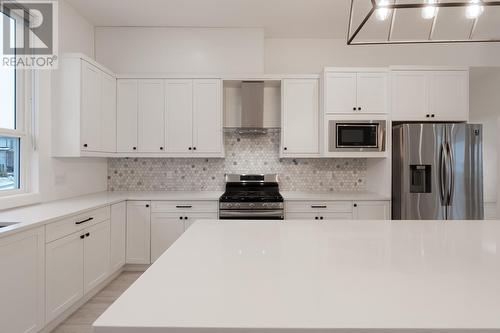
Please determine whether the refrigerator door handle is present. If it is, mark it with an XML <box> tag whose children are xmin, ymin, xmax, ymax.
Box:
<box><xmin>439</xmin><ymin>143</ymin><xmax>448</xmax><ymax>206</ymax></box>
<box><xmin>446</xmin><ymin>142</ymin><xmax>455</xmax><ymax>206</ymax></box>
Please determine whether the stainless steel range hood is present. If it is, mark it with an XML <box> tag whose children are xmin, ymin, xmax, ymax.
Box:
<box><xmin>238</xmin><ymin>81</ymin><xmax>266</xmax><ymax>134</ymax></box>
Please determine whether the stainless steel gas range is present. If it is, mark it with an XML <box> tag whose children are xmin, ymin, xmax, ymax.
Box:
<box><xmin>219</xmin><ymin>174</ymin><xmax>284</xmax><ymax>220</ymax></box>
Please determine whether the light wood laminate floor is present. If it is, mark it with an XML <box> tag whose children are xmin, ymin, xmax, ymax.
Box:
<box><xmin>51</xmin><ymin>271</ymin><xmax>142</xmax><ymax>333</ymax></box>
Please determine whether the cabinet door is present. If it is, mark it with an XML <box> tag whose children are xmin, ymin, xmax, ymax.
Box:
<box><xmin>391</xmin><ymin>71</ymin><xmax>429</xmax><ymax>121</ymax></box>
<box><xmin>81</xmin><ymin>61</ymin><xmax>102</xmax><ymax>152</ymax></box>
<box><xmin>150</xmin><ymin>213</ymin><xmax>185</xmax><ymax>263</ymax></box>
<box><xmin>183</xmin><ymin>212</ymin><xmax>218</xmax><ymax>230</ymax></box>
<box><xmin>138</xmin><ymin>80</ymin><xmax>165</xmax><ymax>153</ymax></box>
<box><xmin>325</xmin><ymin>72</ymin><xmax>357</xmax><ymax>114</ymax></box>
<box><xmin>84</xmin><ymin>221</ymin><xmax>111</xmax><ymax>294</ymax></box>
<box><xmin>165</xmin><ymin>79</ymin><xmax>193</xmax><ymax>153</ymax></box>
<box><xmin>110</xmin><ymin>202</ymin><xmax>126</xmax><ymax>272</ymax></box>
<box><xmin>353</xmin><ymin>201</ymin><xmax>391</xmax><ymax>220</ymax></box>
<box><xmin>0</xmin><ymin>228</ymin><xmax>44</xmax><ymax>333</ymax></box>
<box><xmin>101</xmin><ymin>72</ymin><xmax>117</xmax><ymax>153</ymax></box>
<box><xmin>429</xmin><ymin>71</ymin><xmax>469</xmax><ymax>122</ymax></box>
<box><xmin>117</xmin><ymin>80</ymin><xmax>139</xmax><ymax>152</ymax></box>
<box><xmin>126</xmin><ymin>201</ymin><xmax>151</xmax><ymax>264</ymax></box>
<box><xmin>46</xmin><ymin>232</ymin><xmax>84</xmax><ymax>323</ymax></box>
<box><xmin>282</xmin><ymin>79</ymin><xmax>319</xmax><ymax>156</ymax></box>
<box><xmin>193</xmin><ymin>79</ymin><xmax>223</xmax><ymax>154</ymax></box>
<box><xmin>357</xmin><ymin>72</ymin><xmax>387</xmax><ymax>113</ymax></box>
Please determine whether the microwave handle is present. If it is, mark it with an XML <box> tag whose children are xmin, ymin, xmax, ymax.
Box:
<box><xmin>379</xmin><ymin>125</ymin><xmax>386</xmax><ymax>152</ymax></box>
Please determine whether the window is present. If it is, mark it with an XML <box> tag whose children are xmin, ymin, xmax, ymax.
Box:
<box><xmin>0</xmin><ymin>11</ymin><xmax>34</xmax><ymax>197</ymax></box>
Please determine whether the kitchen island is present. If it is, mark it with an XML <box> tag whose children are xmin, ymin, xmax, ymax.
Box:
<box><xmin>93</xmin><ymin>220</ymin><xmax>500</xmax><ymax>333</ymax></box>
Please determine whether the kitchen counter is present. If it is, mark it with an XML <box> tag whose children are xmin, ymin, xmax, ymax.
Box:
<box><xmin>93</xmin><ymin>219</ymin><xmax>500</xmax><ymax>333</ymax></box>
<box><xmin>282</xmin><ymin>191</ymin><xmax>390</xmax><ymax>201</ymax></box>
<box><xmin>0</xmin><ymin>190</ymin><xmax>388</xmax><ymax>238</ymax></box>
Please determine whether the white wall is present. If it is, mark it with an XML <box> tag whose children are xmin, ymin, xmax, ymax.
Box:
<box><xmin>37</xmin><ymin>0</ymin><xmax>107</xmax><ymax>202</ymax></box>
<box><xmin>95</xmin><ymin>27</ymin><xmax>265</xmax><ymax>74</ymax></box>
<box><xmin>265</xmin><ymin>38</ymin><xmax>500</xmax><ymax>73</ymax></box>
<box><xmin>469</xmin><ymin>67</ymin><xmax>500</xmax><ymax>209</ymax></box>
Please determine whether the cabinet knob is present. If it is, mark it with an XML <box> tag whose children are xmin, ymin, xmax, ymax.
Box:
<box><xmin>86</xmin><ymin>232</ymin><xmax>90</xmax><ymax>237</ymax></box>
<box><xmin>83</xmin><ymin>144</ymin><xmax>88</xmax><ymax>148</ymax></box>
<box><xmin>431</xmin><ymin>114</ymin><xmax>435</xmax><ymax>118</ymax></box>
<box><xmin>320</xmin><ymin>216</ymin><xmax>324</xmax><ymax>220</ymax></box>
<box><xmin>146</xmin><ymin>204</ymin><xmax>150</xmax><ymax>208</ymax></box>
<box><xmin>353</xmin><ymin>107</ymin><xmax>356</xmax><ymax>111</ymax></box>
<box><xmin>80</xmin><ymin>235</ymin><xmax>85</xmax><ymax>239</ymax></box>
<box><xmin>193</xmin><ymin>147</ymin><xmax>197</xmax><ymax>151</ymax></box>
<box><xmin>133</xmin><ymin>147</ymin><xmax>137</xmax><ymax>150</ymax></box>
<box><xmin>315</xmin><ymin>216</ymin><xmax>319</xmax><ymax>220</ymax></box>
<box><xmin>160</xmin><ymin>147</ymin><xmax>164</xmax><ymax>150</ymax></box>
<box><xmin>179</xmin><ymin>216</ymin><xmax>183</xmax><ymax>220</ymax></box>
<box><xmin>354</xmin><ymin>203</ymin><xmax>358</xmax><ymax>208</ymax></box>
<box><xmin>188</xmin><ymin>147</ymin><xmax>192</xmax><ymax>150</ymax></box>
<box><xmin>358</xmin><ymin>107</ymin><xmax>361</xmax><ymax>111</ymax></box>
<box><xmin>284</xmin><ymin>147</ymin><xmax>288</xmax><ymax>151</ymax></box>
<box><xmin>426</xmin><ymin>114</ymin><xmax>430</xmax><ymax>118</ymax></box>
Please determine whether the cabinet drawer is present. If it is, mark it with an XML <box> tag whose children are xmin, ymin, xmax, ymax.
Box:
<box><xmin>286</xmin><ymin>212</ymin><xmax>353</xmax><ymax>220</ymax></box>
<box><xmin>286</xmin><ymin>201</ymin><xmax>353</xmax><ymax>213</ymax></box>
<box><xmin>151</xmin><ymin>201</ymin><xmax>218</xmax><ymax>213</ymax></box>
<box><xmin>46</xmin><ymin>206</ymin><xmax>110</xmax><ymax>243</ymax></box>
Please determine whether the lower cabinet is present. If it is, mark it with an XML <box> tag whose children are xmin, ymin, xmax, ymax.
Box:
<box><xmin>0</xmin><ymin>227</ymin><xmax>45</xmax><ymax>333</ymax></box>
<box><xmin>110</xmin><ymin>202</ymin><xmax>126</xmax><ymax>272</ymax></box>
<box><xmin>286</xmin><ymin>200</ymin><xmax>391</xmax><ymax>221</ymax></box>
<box><xmin>353</xmin><ymin>201</ymin><xmax>391</xmax><ymax>220</ymax></box>
<box><xmin>151</xmin><ymin>212</ymin><xmax>218</xmax><ymax>262</ymax></box>
<box><xmin>126</xmin><ymin>201</ymin><xmax>151</xmax><ymax>264</ymax></box>
<box><xmin>46</xmin><ymin>220</ymin><xmax>110</xmax><ymax>323</ymax></box>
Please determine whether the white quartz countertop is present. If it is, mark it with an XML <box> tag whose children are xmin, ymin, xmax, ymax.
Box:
<box><xmin>282</xmin><ymin>191</ymin><xmax>390</xmax><ymax>201</ymax></box>
<box><xmin>94</xmin><ymin>219</ymin><xmax>500</xmax><ymax>333</ymax></box>
<box><xmin>0</xmin><ymin>190</ymin><xmax>388</xmax><ymax>238</ymax></box>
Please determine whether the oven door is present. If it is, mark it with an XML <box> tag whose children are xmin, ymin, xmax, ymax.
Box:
<box><xmin>329</xmin><ymin>121</ymin><xmax>385</xmax><ymax>152</ymax></box>
<box><xmin>219</xmin><ymin>210</ymin><xmax>284</xmax><ymax>220</ymax></box>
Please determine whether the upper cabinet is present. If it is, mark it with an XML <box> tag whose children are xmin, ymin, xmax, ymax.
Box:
<box><xmin>281</xmin><ymin>79</ymin><xmax>320</xmax><ymax>157</ymax></box>
<box><xmin>53</xmin><ymin>55</ymin><xmax>117</xmax><ymax>157</ymax></box>
<box><xmin>391</xmin><ymin>69</ymin><xmax>469</xmax><ymax>122</ymax></box>
<box><xmin>324</xmin><ymin>69</ymin><xmax>388</xmax><ymax>114</ymax></box>
<box><xmin>117</xmin><ymin>78</ymin><xmax>223</xmax><ymax>157</ymax></box>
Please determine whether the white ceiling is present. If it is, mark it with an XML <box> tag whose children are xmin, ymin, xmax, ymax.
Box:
<box><xmin>64</xmin><ymin>0</ymin><xmax>352</xmax><ymax>39</ymax></box>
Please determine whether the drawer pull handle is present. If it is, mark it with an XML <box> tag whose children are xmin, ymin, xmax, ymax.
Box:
<box><xmin>75</xmin><ymin>217</ymin><xmax>94</xmax><ymax>225</ymax></box>
<box><xmin>176</xmin><ymin>205</ymin><xmax>193</xmax><ymax>209</ymax></box>
<box><xmin>311</xmin><ymin>205</ymin><xmax>327</xmax><ymax>209</ymax></box>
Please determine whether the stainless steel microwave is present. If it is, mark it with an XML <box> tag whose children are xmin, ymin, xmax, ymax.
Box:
<box><xmin>328</xmin><ymin>120</ymin><xmax>386</xmax><ymax>152</ymax></box>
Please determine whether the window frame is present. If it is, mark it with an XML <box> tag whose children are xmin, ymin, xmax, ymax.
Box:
<box><xmin>0</xmin><ymin>9</ymin><xmax>35</xmax><ymax>199</ymax></box>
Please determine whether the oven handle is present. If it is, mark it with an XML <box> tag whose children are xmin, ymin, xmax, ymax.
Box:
<box><xmin>219</xmin><ymin>210</ymin><xmax>284</xmax><ymax>217</ymax></box>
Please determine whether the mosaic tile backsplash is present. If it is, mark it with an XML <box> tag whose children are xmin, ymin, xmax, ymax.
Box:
<box><xmin>108</xmin><ymin>131</ymin><xmax>367</xmax><ymax>192</ymax></box>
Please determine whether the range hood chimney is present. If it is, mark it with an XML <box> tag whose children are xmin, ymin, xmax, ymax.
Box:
<box><xmin>239</xmin><ymin>81</ymin><xmax>266</xmax><ymax>134</ymax></box>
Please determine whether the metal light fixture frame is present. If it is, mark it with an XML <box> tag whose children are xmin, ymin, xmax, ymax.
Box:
<box><xmin>347</xmin><ymin>0</ymin><xmax>500</xmax><ymax>45</ymax></box>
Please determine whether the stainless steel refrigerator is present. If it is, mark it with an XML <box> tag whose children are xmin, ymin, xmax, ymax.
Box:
<box><xmin>392</xmin><ymin>123</ymin><xmax>484</xmax><ymax>220</ymax></box>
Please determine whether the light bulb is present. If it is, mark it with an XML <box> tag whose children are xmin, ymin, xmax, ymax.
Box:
<box><xmin>421</xmin><ymin>0</ymin><xmax>438</xmax><ymax>20</ymax></box>
<box><xmin>465</xmin><ymin>0</ymin><xmax>484</xmax><ymax>19</ymax></box>
<box><xmin>376</xmin><ymin>0</ymin><xmax>391</xmax><ymax>21</ymax></box>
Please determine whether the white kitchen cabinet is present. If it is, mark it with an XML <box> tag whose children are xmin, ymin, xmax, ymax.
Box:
<box><xmin>429</xmin><ymin>71</ymin><xmax>469</xmax><ymax>122</ymax></box>
<box><xmin>81</xmin><ymin>61</ymin><xmax>102</xmax><ymax>152</ymax></box>
<box><xmin>353</xmin><ymin>201</ymin><xmax>391</xmax><ymax>220</ymax></box>
<box><xmin>324</xmin><ymin>69</ymin><xmax>388</xmax><ymax>114</ymax></box>
<box><xmin>101</xmin><ymin>72</ymin><xmax>117</xmax><ymax>152</ymax></box>
<box><xmin>165</xmin><ymin>79</ymin><xmax>194</xmax><ymax>153</ymax></box>
<box><xmin>151</xmin><ymin>213</ymin><xmax>185</xmax><ymax>262</ymax></box>
<box><xmin>46</xmin><ymin>231</ymin><xmax>84</xmax><ymax>323</ymax></box>
<box><xmin>138</xmin><ymin>80</ymin><xmax>166</xmax><ymax>153</ymax></box>
<box><xmin>192</xmin><ymin>79</ymin><xmax>223</xmax><ymax>155</ymax></box>
<box><xmin>126</xmin><ymin>201</ymin><xmax>151</xmax><ymax>264</ymax></box>
<box><xmin>117</xmin><ymin>80</ymin><xmax>139</xmax><ymax>153</ymax></box>
<box><xmin>281</xmin><ymin>79</ymin><xmax>320</xmax><ymax>157</ymax></box>
<box><xmin>53</xmin><ymin>55</ymin><xmax>117</xmax><ymax>156</ymax></box>
<box><xmin>325</xmin><ymin>72</ymin><xmax>357</xmax><ymax>114</ymax></box>
<box><xmin>391</xmin><ymin>71</ymin><xmax>428</xmax><ymax>121</ymax></box>
<box><xmin>0</xmin><ymin>227</ymin><xmax>45</xmax><ymax>333</ymax></box>
<box><xmin>110</xmin><ymin>202</ymin><xmax>126</xmax><ymax>272</ymax></box>
<box><xmin>391</xmin><ymin>69</ymin><xmax>469</xmax><ymax>122</ymax></box>
<box><xmin>83</xmin><ymin>221</ymin><xmax>111</xmax><ymax>294</ymax></box>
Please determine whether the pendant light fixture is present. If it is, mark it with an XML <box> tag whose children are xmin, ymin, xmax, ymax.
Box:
<box><xmin>348</xmin><ymin>0</ymin><xmax>500</xmax><ymax>44</ymax></box>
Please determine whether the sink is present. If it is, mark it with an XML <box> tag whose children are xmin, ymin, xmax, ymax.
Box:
<box><xmin>0</xmin><ymin>222</ymin><xmax>20</xmax><ymax>229</ymax></box>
